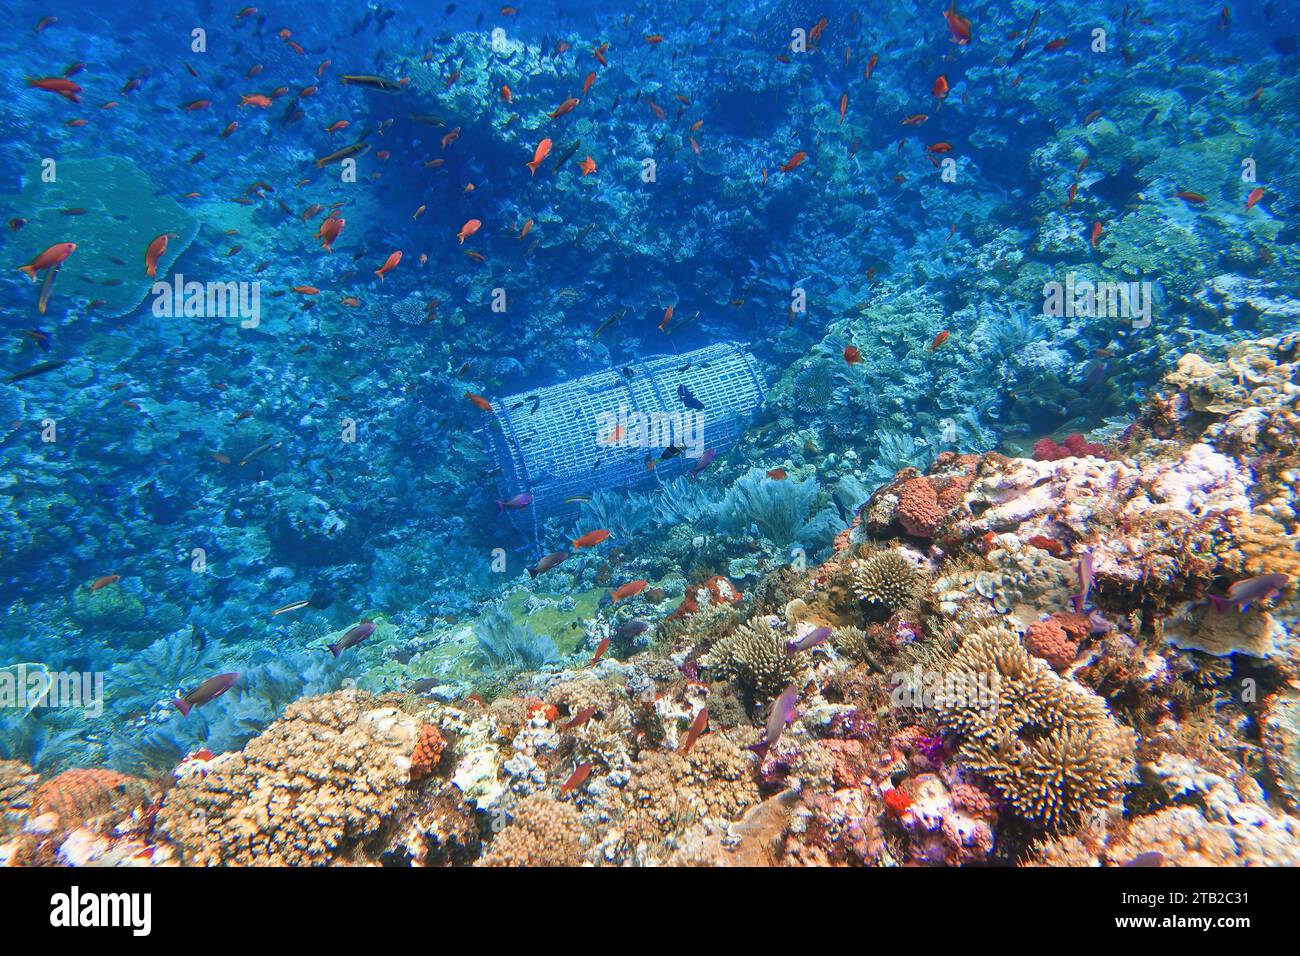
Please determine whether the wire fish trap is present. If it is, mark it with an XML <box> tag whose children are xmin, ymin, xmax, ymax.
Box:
<box><xmin>481</xmin><ymin>341</ymin><xmax>766</xmax><ymax>549</ymax></box>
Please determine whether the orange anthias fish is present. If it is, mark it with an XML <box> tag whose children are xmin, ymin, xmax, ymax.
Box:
<box><xmin>1245</xmin><ymin>187</ymin><xmax>1265</xmax><ymax>211</ymax></box>
<box><xmin>610</xmin><ymin>579</ymin><xmax>648</xmax><ymax>603</ymax></box>
<box><xmin>838</xmin><ymin>92</ymin><xmax>848</xmax><ymax>125</ymax></box>
<box><xmin>374</xmin><ymin>250</ymin><xmax>402</xmax><ymax>280</ymax></box>
<box><xmin>1090</xmin><ymin>221</ymin><xmax>1103</xmax><ymax>249</ymax></box>
<box><xmin>1176</xmin><ymin>191</ymin><xmax>1207</xmax><ymax>204</ymax></box>
<box><xmin>550</xmin><ymin>97</ymin><xmax>579</xmax><ymax>120</ymax></box>
<box><xmin>588</xmin><ymin>638</ymin><xmax>610</xmax><ymax>666</ymax></box>
<box><xmin>901</xmin><ymin>114</ymin><xmax>928</xmax><ymax>126</ymax></box>
<box><xmin>780</xmin><ymin>150</ymin><xmax>807</xmax><ymax>172</ymax></box>
<box><xmin>26</xmin><ymin>76</ymin><xmax>82</xmax><ymax>102</ymax></box>
<box><xmin>582</xmin><ymin>71</ymin><xmax>596</xmax><ymax>96</ymax></box>
<box><xmin>659</xmin><ymin>303</ymin><xmax>674</xmax><ymax>331</ymax></box>
<box><xmin>527</xmin><ymin>137</ymin><xmax>553</xmax><ymax>175</ymax></box>
<box><xmin>929</xmin><ymin>330</ymin><xmax>951</xmax><ymax>351</ymax></box>
<box><xmin>317</xmin><ymin>216</ymin><xmax>345</xmax><ymax>251</ymax></box>
<box><xmin>573</xmin><ymin>529</ymin><xmax>611</xmax><ymax>550</ymax></box>
<box><xmin>144</xmin><ymin>233</ymin><xmax>175</xmax><ymax>277</ymax></box>
<box><xmin>239</xmin><ymin>93</ymin><xmax>272</xmax><ymax>108</ymax></box>
<box><xmin>18</xmin><ymin>242</ymin><xmax>76</xmax><ymax>280</ymax></box>
<box><xmin>767</xmin><ymin>468</ymin><xmax>787</xmax><ymax>480</ymax></box>
<box><xmin>645</xmin><ymin>34</ymin><xmax>664</xmax><ymax>44</ymax></box>
<box><xmin>457</xmin><ymin>219</ymin><xmax>482</xmax><ymax>243</ymax></box>
<box><xmin>500</xmin><ymin>84</ymin><xmax>513</xmax><ymax>102</ymax></box>
<box><xmin>579</xmin><ymin>155</ymin><xmax>597</xmax><ymax>176</ymax></box>
<box><xmin>518</xmin><ymin>218</ymin><xmax>534</xmax><ymax>240</ymax></box>
<box><xmin>466</xmin><ymin>392</ymin><xmax>493</xmax><ymax>412</ymax></box>
<box><xmin>679</xmin><ymin>707</ymin><xmax>709</xmax><ymax>755</ymax></box>
<box><xmin>560</xmin><ymin>762</ymin><xmax>593</xmax><ymax>794</ymax></box>
<box><xmin>926</xmin><ymin>142</ymin><xmax>953</xmax><ymax>153</ymax></box>
<box><xmin>944</xmin><ymin>2</ymin><xmax>972</xmax><ymax>44</ymax></box>
<box><xmin>932</xmin><ymin>75</ymin><xmax>949</xmax><ymax>100</ymax></box>
<box><xmin>292</xmin><ymin>285</ymin><xmax>320</xmax><ymax>295</ymax></box>
<box><xmin>844</xmin><ymin>345</ymin><xmax>862</xmax><ymax>364</ymax></box>
<box><xmin>89</xmin><ymin>574</ymin><xmax>121</xmax><ymax>592</ymax></box>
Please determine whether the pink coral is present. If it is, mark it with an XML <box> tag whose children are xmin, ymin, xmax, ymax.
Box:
<box><xmin>896</xmin><ymin>477</ymin><xmax>945</xmax><ymax>538</ymax></box>
<box><xmin>1024</xmin><ymin>618</ymin><xmax>1079</xmax><ymax>671</ymax></box>
<box><xmin>1033</xmin><ymin>433</ymin><xmax>1107</xmax><ymax>461</ymax></box>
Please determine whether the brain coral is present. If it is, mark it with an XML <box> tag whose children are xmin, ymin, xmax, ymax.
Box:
<box><xmin>700</xmin><ymin>617</ymin><xmax>805</xmax><ymax>700</ymax></box>
<box><xmin>477</xmin><ymin>793</ymin><xmax>585</xmax><ymax>867</ymax></box>
<box><xmin>156</xmin><ymin>691</ymin><xmax>423</xmax><ymax>865</ymax></box>
<box><xmin>935</xmin><ymin>621</ymin><xmax>1134</xmax><ymax>830</ymax></box>
<box><xmin>851</xmin><ymin>549</ymin><xmax>922</xmax><ymax>613</ymax></box>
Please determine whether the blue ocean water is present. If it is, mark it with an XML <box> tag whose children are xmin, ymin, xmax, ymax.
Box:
<box><xmin>0</xmin><ymin>0</ymin><xmax>1297</xmax><ymax>782</ymax></box>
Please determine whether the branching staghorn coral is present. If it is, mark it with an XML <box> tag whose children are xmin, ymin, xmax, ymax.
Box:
<box><xmin>935</xmin><ymin>621</ymin><xmax>1134</xmax><ymax>831</ymax></box>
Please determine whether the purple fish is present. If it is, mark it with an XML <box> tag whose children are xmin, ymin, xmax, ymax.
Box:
<box><xmin>328</xmin><ymin>619</ymin><xmax>376</xmax><ymax>657</ymax></box>
<box><xmin>747</xmin><ymin>685</ymin><xmax>798</xmax><ymax>759</ymax></box>
<box><xmin>785</xmin><ymin>626</ymin><xmax>831</xmax><ymax>655</ymax></box>
<box><xmin>173</xmin><ymin>672</ymin><xmax>240</xmax><ymax>716</ymax></box>
<box><xmin>1070</xmin><ymin>551</ymin><xmax>1095</xmax><ymax>613</ymax></box>
<box><xmin>496</xmin><ymin>493</ymin><xmax>534</xmax><ymax>513</ymax></box>
<box><xmin>1207</xmin><ymin>573</ymin><xmax>1291</xmax><ymax>613</ymax></box>
<box><xmin>688</xmin><ymin>447</ymin><xmax>716</xmax><ymax>479</ymax></box>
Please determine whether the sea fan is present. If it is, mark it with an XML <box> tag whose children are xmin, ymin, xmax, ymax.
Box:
<box><xmin>474</xmin><ymin>605</ymin><xmax>558</xmax><ymax>673</ymax></box>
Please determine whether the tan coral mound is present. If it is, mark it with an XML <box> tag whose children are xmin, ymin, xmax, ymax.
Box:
<box><xmin>156</xmin><ymin>691</ymin><xmax>423</xmax><ymax>865</ymax></box>
<box><xmin>621</xmin><ymin>734</ymin><xmax>761</xmax><ymax>850</ymax></box>
<box><xmin>851</xmin><ymin>549</ymin><xmax>922</xmax><ymax>612</ymax></box>
<box><xmin>700</xmin><ymin>617</ymin><xmax>805</xmax><ymax>700</ymax></box>
<box><xmin>0</xmin><ymin>760</ymin><xmax>40</xmax><ymax>838</ymax></box>
<box><xmin>476</xmin><ymin>793</ymin><xmax>585</xmax><ymax>867</ymax></box>
<box><xmin>935</xmin><ymin>621</ymin><xmax>1134</xmax><ymax>830</ymax></box>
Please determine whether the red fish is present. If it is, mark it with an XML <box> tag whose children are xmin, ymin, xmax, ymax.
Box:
<box><xmin>582</xmin><ymin>72</ymin><xmax>596</xmax><ymax>96</ymax></box>
<box><xmin>838</xmin><ymin>92</ymin><xmax>848</xmax><ymax>125</ymax></box>
<box><xmin>926</xmin><ymin>142</ymin><xmax>952</xmax><ymax>153</ymax></box>
<box><xmin>374</xmin><ymin>250</ymin><xmax>402</xmax><ymax>280</ymax></box>
<box><xmin>610</xmin><ymin>579</ymin><xmax>648</xmax><ymax>603</ymax></box>
<box><xmin>678</xmin><ymin>707</ymin><xmax>709</xmax><ymax>755</ymax></box>
<box><xmin>18</xmin><ymin>242</ymin><xmax>76</xmax><ymax>280</ymax></box>
<box><xmin>466</xmin><ymin>392</ymin><xmax>492</xmax><ymax>411</ymax></box>
<box><xmin>457</xmin><ymin>219</ymin><xmax>482</xmax><ymax>243</ymax></box>
<box><xmin>550</xmin><ymin>97</ymin><xmax>579</xmax><ymax>120</ymax></box>
<box><xmin>767</xmin><ymin>468</ymin><xmax>787</xmax><ymax>480</ymax></box>
<box><xmin>1090</xmin><ymin>220</ymin><xmax>1103</xmax><ymax>249</ymax></box>
<box><xmin>1176</xmin><ymin>191</ymin><xmax>1207</xmax><ymax>204</ymax></box>
<box><xmin>932</xmin><ymin>75</ymin><xmax>949</xmax><ymax>100</ymax></box>
<box><xmin>929</xmin><ymin>330</ymin><xmax>951</xmax><ymax>351</ymax></box>
<box><xmin>588</xmin><ymin>638</ymin><xmax>610</xmax><ymax>666</ymax></box>
<box><xmin>26</xmin><ymin>76</ymin><xmax>82</xmax><ymax>102</ymax></box>
<box><xmin>560</xmin><ymin>762</ymin><xmax>592</xmax><ymax>794</ymax></box>
<box><xmin>144</xmin><ymin>233</ymin><xmax>176</xmax><ymax>278</ymax></box>
<box><xmin>1044</xmin><ymin>37</ymin><xmax>1068</xmax><ymax>52</ymax></box>
<box><xmin>1245</xmin><ymin>187</ymin><xmax>1265</xmax><ymax>211</ymax></box>
<box><xmin>659</xmin><ymin>303</ymin><xmax>674</xmax><ymax>331</ymax></box>
<box><xmin>573</xmin><ymin>529</ymin><xmax>611</xmax><ymax>550</ymax></box>
<box><xmin>844</xmin><ymin>345</ymin><xmax>862</xmax><ymax>364</ymax></box>
<box><xmin>239</xmin><ymin>93</ymin><xmax>272</xmax><ymax>108</ymax></box>
<box><xmin>779</xmin><ymin>150</ymin><xmax>807</xmax><ymax>172</ymax></box>
<box><xmin>527</xmin><ymin>137</ymin><xmax>552</xmax><ymax>175</ymax></box>
<box><xmin>944</xmin><ymin>2</ymin><xmax>972</xmax><ymax>44</ymax></box>
<box><xmin>89</xmin><ymin>574</ymin><xmax>121</xmax><ymax>592</ymax></box>
<box><xmin>501</xmin><ymin>84</ymin><xmax>512</xmax><ymax>102</ymax></box>
<box><xmin>901</xmin><ymin>114</ymin><xmax>928</xmax><ymax>126</ymax></box>
<box><xmin>317</xmin><ymin>216</ymin><xmax>345</xmax><ymax>251</ymax></box>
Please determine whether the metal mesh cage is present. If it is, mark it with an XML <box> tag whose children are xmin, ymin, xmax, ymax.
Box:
<box><xmin>481</xmin><ymin>342</ymin><xmax>766</xmax><ymax>546</ymax></box>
